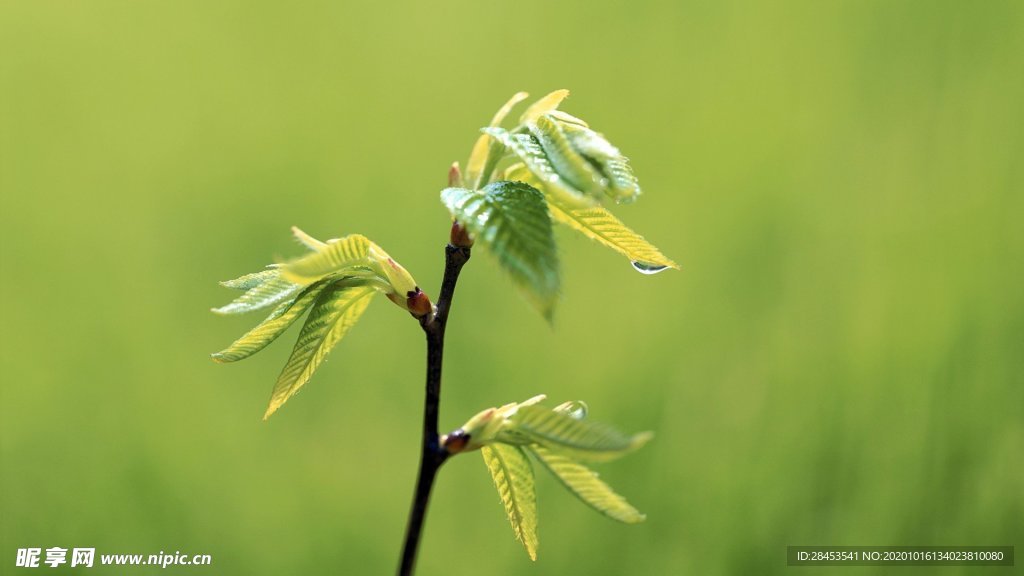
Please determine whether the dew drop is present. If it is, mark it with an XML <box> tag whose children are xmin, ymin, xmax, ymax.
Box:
<box><xmin>555</xmin><ymin>400</ymin><xmax>588</xmax><ymax>420</ymax></box>
<box><xmin>631</xmin><ymin>261</ymin><xmax>670</xmax><ymax>275</ymax></box>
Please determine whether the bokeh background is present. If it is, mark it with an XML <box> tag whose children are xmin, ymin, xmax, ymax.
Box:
<box><xmin>2</xmin><ymin>1</ymin><xmax>1021</xmax><ymax>574</ymax></box>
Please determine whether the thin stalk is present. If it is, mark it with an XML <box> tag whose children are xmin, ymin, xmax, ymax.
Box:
<box><xmin>398</xmin><ymin>243</ymin><xmax>470</xmax><ymax>576</ymax></box>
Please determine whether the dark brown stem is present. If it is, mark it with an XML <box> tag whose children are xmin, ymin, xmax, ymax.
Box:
<box><xmin>398</xmin><ymin>243</ymin><xmax>470</xmax><ymax>576</ymax></box>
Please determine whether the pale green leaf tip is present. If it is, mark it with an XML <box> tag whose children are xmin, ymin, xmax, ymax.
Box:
<box><xmin>633</xmin><ymin>431</ymin><xmax>655</xmax><ymax>450</ymax></box>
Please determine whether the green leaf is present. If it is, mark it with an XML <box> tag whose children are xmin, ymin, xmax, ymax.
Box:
<box><xmin>472</xmin><ymin>138</ymin><xmax>507</xmax><ymax>191</ymax></box>
<box><xmin>280</xmin><ymin>235</ymin><xmax>423</xmax><ymax>313</ymax></box>
<box><xmin>547</xmin><ymin>109</ymin><xmax>589</xmax><ymax>128</ymax></box>
<box><xmin>466</xmin><ymin>91</ymin><xmax>529</xmax><ymax>189</ymax></box>
<box><xmin>559</xmin><ymin>120</ymin><xmax>641</xmax><ymax>203</ymax></box>
<box><xmin>280</xmin><ymin>234</ymin><xmax>376</xmax><ymax>286</ymax></box>
<box><xmin>219</xmin><ymin>267</ymin><xmax>279</xmax><ymax>291</ymax></box>
<box><xmin>547</xmin><ymin>201</ymin><xmax>678</xmax><ymax>273</ymax></box>
<box><xmin>526</xmin><ymin>114</ymin><xmax>604</xmax><ymax>197</ymax></box>
<box><xmin>441</xmin><ymin>181</ymin><xmax>560</xmax><ymax>320</ymax></box>
<box><xmin>506</xmin><ymin>162</ymin><xmax>676</xmax><ymax>273</ymax></box>
<box><xmin>366</xmin><ymin>243</ymin><xmax>420</xmax><ymax>298</ymax></box>
<box><xmin>291</xmin><ymin>225</ymin><xmax>327</xmax><ymax>251</ymax></box>
<box><xmin>528</xmin><ymin>444</ymin><xmax>645</xmax><ymax>524</ymax></box>
<box><xmin>212</xmin><ymin>272</ymin><xmax>303</xmax><ymax>315</ymax></box>
<box><xmin>264</xmin><ymin>284</ymin><xmax>376</xmax><ymax>419</ymax></box>
<box><xmin>483</xmin><ymin>127</ymin><xmax>596</xmax><ymax>209</ymax></box>
<box><xmin>482</xmin><ymin>443</ymin><xmax>539</xmax><ymax>561</ymax></box>
<box><xmin>505</xmin><ymin>405</ymin><xmax>652</xmax><ymax>462</ymax></box>
<box><xmin>519</xmin><ymin>89</ymin><xmax>569</xmax><ymax>124</ymax></box>
<box><xmin>558</xmin><ymin>119</ymin><xmax>618</xmax><ymax>160</ymax></box>
<box><xmin>596</xmin><ymin>156</ymin><xmax>640</xmax><ymax>204</ymax></box>
<box><xmin>211</xmin><ymin>282</ymin><xmax>329</xmax><ymax>363</ymax></box>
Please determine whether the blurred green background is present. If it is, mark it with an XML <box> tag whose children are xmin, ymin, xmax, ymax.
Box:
<box><xmin>2</xmin><ymin>1</ymin><xmax>1021</xmax><ymax>574</ymax></box>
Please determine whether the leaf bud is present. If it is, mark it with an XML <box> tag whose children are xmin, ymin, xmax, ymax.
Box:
<box><xmin>450</xmin><ymin>220</ymin><xmax>474</xmax><ymax>248</ymax></box>
<box><xmin>405</xmin><ymin>287</ymin><xmax>433</xmax><ymax>318</ymax></box>
<box><xmin>441</xmin><ymin>429</ymin><xmax>471</xmax><ymax>454</ymax></box>
<box><xmin>448</xmin><ymin>161</ymin><xmax>462</xmax><ymax>187</ymax></box>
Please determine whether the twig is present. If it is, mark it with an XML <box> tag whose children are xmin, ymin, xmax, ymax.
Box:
<box><xmin>398</xmin><ymin>243</ymin><xmax>471</xmax><ymax>576</ymax></box>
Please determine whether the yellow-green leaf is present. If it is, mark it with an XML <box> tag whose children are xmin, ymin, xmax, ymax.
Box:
<box><xmin>212</xmin><ymin>272</ymin><xmax>303</xmax><ymax>315</ymax></box>
<box><xmin>466</xmin><ymin>91</ymin><xmax>529</xmax><ymax>189</ymax></box>
<box><xmin>559</xmin><ymin>122</ymin><xmax>619</xmax><ymax>161</ymax></box>
<box><xmin>291</xmin><ymin>225</ymin><xmax>327</xmax><ymax>251</ymax></box>
<box><xmin>547</xmin><ymin>200</ymin><xmax>678</xmax><ymax>273</ymax></box>
<box><xmin>527</xmin><ymin>114</ymin><xmax>604</xmax><ymax>197</ymax></box>
<box><xmin>219</xmin><ymin>267</ymin><xmax>279</xmax><ymax>291</ymax></box>
<box><xmin>264</xmin><ymin>284</ymin><xmax>376</xmax><ymax>419</ymax></box>
<box><xmin>548</xmin><ymin>109</ymin><xmax>589</xmax><ymax>128</ymax></box>
<box><xmin>211</xmin><ymin>283</ymin><xmax>329</xmax><ymax>363</ymax></box>
<box><xmin>366</xmin><ymin>243</ymin><xmax>419</xmax><ymax>298</ymax></box>
<box><xmin>559</xmin><ymin>121</ymin><xmax>641</xmax><ymax>203</ymax></box>
<box><xmin>440</xmin><ymin>182</ymin><xmax>560</xmax><ymax>320</ymax></box>
<box><xmin>280</xmin><ymin>234</ymin><xmax>375</xmax><ymax>286</ymax></box>
<box><xmin>519</xmin><ymin>89</ymin><xmax>569</xmax><ymax>124</ymax></box>
<box><xmin>507</xmin><ymin>162</ymin><xmax>677</xmax><ymax>273</ymax></box>
<box><xmin>483</xmin><ymin>127</ymin><xmax>595</xmax><ymax>209</ymax></box>
<box><xmin>506</xmin><ymin>405</ymin><xmax>652</xmax><ymax>462</ymax></box>
<box><xmin>528</xmin><ymin>444</ymin><xmax>645</xmax><ymax>524</ymax></box>
<box><xmin>482</xmin><ymin>444</ymin><xmax>539</xmax><ymax>561</ymax></box>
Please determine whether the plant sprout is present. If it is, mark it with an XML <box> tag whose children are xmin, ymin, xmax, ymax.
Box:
<box><xmin>212</xmin><ymin>90</ymin><xmax>675</xmax><ymax>575</ymax></box>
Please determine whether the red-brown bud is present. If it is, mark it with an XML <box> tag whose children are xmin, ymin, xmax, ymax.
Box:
<box><xmin>441</xmin><ymin>429</ymin><xmax>470</xmax><ymax>454</ymax></box>
<box><xmin>406</xmin><ymin>287</ymin><xmax>433</xmax><ymax>318</ymax></box>
<box><xmin>450</xmin><ymin>220</ymin><xmax>474</xmax><ymax>248</ymax></box>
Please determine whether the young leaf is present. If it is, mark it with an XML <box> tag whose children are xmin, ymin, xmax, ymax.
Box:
<box><xmin>280</xmin><ymin>234</ymin><xmax>375</xmax><ymax>286</ymax></box>
<box><xmin>506</xmin><ymin>162</ymin><xmax>677</xmax><ymax>273</ymax></box>
<box><xmin>212</xmin><ymin>272</ymin><xmax>303</xmax><ymax>315</ymax></box>
<box><xmin>219</xmin><ymin>267</ymin><xmax>279</xmax><ymax>291</ymax></box>
<box><xmin>483</xmin><ymin>127</ymin><xmax>596</xmax><ymax>209</ymax></box>
<box><xmin>291</xmin><ymin>225</ymin><xmax>328</xmax><ymax>251</ymax></box>
<box><xmin>526</xmin><ymin>114</ymin><xmax>604</xmax><ymax>197</ymax></box>
<box><xmin>440</xmin><ymin>181</ymin><xmax>560</xmax><ymax>320</ymax></box>
<box><xmin>212</xmin><ymin>282</ymin><xmax>329</xmax><ymax>363</ymax></box>
<box><xmin>527</xmin><ymin>444</ymin><xmax>645</xmax><ymax>524</ymax></box>
<box><xmin>519</xmin><ymin>89</ymin><xmax>569</xmax><ymax>124</ymax></box>
<box><xmin>558</xmin><ymin>120</ymin><xmax>620</xmax><ymax>161</ymax></box>
<box><xmin>597</xmin><ymin>156</ymin><xmax>641</xmax><ymax>204</ymax></box>
<box><xmin>558</xmin><ymin>120</ymin><xmax>641</xmax><ymax>203</ymax></box>
<box><xmin>482</xmin><ymin>443</ymin><xmax>539</xmax><ymax>561</ymax></box>
<box><xmin>548</xmin><ymin>109</ymin><xmax>589</xmax><ymax>128</ymax></box>
<box><xmin>547</xmin><ymin>201</ymin><xmax>678</xmax><ymax>273</ymax></box>
<box><xmin>466</xmin><ymin>91</ymin><xmax>529</xmax><ymax>189</ymax></box>
<box><xmin>366</xmin><ymin>244</ymin><xmax>420</xmax><ymax>299</ymax></box>
<box><xmin>280</xmin><ymin>234</ymin><xmax>426</xmax><ymax>315</ymax></box>
<box><xmin>505</xmin><ymin>405</ymin><xmax>652</xmax><ymax>462</ymax></box>
<box><xmin>264</xmin><ymin>284</ymin><xmax>376</xmax><ymax>419</ymax></box>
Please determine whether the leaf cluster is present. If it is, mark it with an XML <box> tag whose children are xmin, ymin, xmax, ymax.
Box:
<box><xmin>442</xmin><ymin>396</ymin><xmax>651</xmax><ymax>560</ymax></box>
<box><xmin>212</xmin><ymin>228</ymin><xmax>430</xmax><ymax>419</ymax></box>
<box><xmin>442</xmin><ymin>90</ymin><xmax>678</xmax><ymax>319</ymax></box>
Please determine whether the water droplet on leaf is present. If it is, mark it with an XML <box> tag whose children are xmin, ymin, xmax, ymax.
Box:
<box><xmin>554</xmin><ymin>400</ymin><xmax>588</xmax><ymax>420</ymax></box>
<box><xmin>631</xmin><ymin>261</ymin><xmax>669</xmax><ymax>275</ymax></box>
